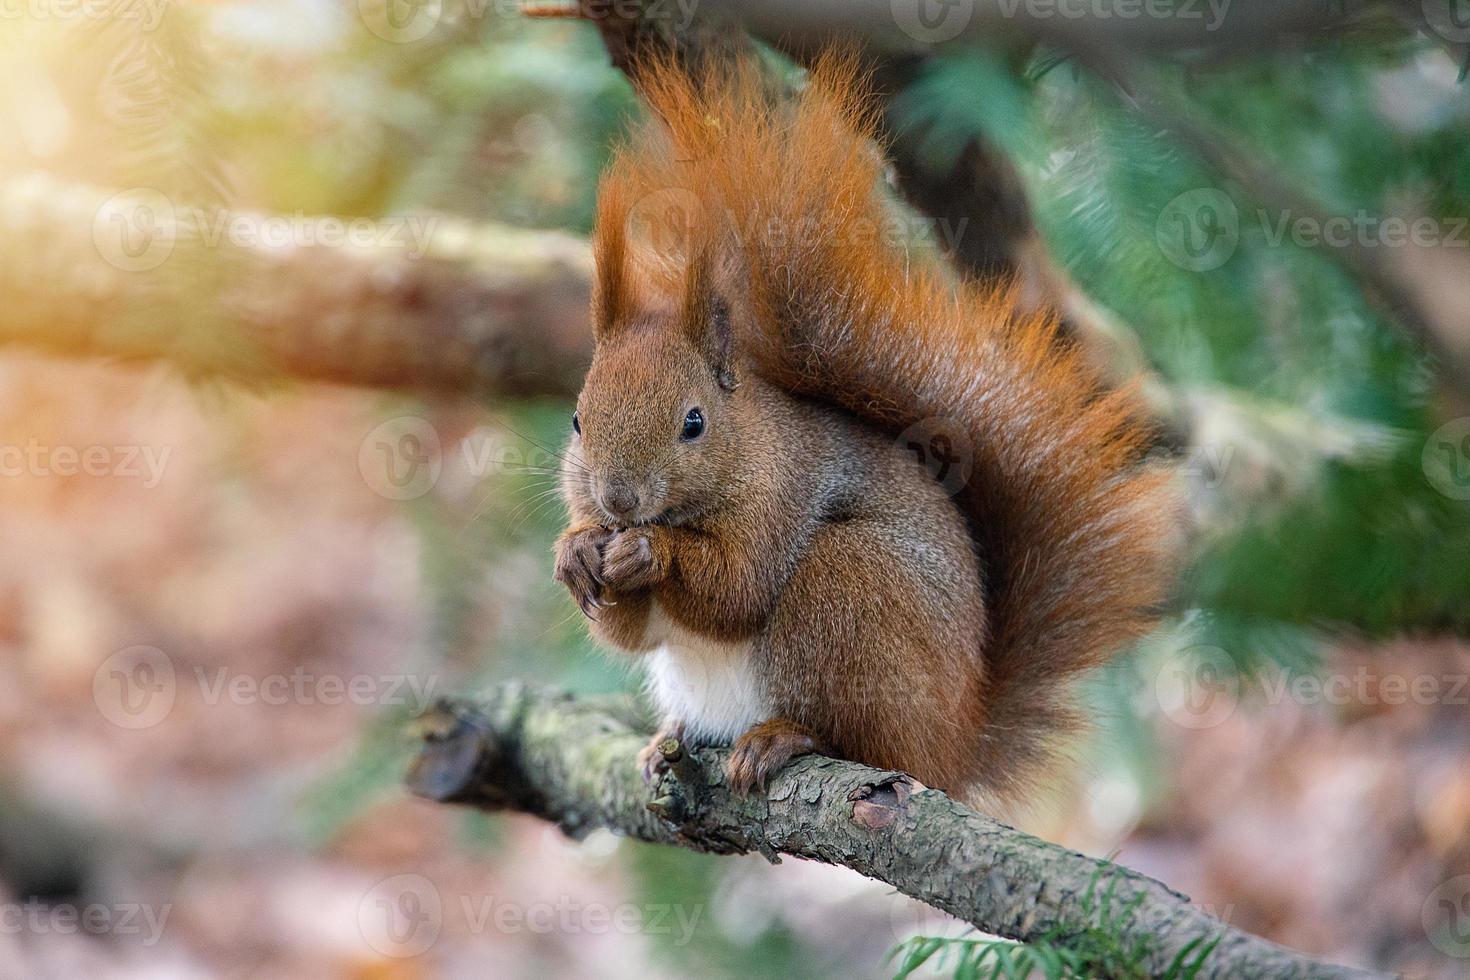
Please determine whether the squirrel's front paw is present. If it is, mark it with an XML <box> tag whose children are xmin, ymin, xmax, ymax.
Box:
<box><xmin>725</xmin><ymin>719</ymin><xmax>827</xmax><ymax>794</ymax></box>
<box><xmin>601</xmin><ymin>527</ymin><xmax>667</xmax><ymax>593</ymax></box>
<box><xmin>553</xmin><ymin>523</ymin><xmax>612</xmax><ymax>618</ymax></box>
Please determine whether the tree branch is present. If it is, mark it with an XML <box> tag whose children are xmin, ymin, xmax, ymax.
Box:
<box><xmin>707</xmin><ymin>0</ymin><xmax>1383</xmax><ymax>58</ymax></box>
<box><xmin>0</xmin><ymin>174</ymin><xmax>593</xmax><ymax>397</ymax></box>
<box><xmin>406</xmin><ymin>684</ymin><xmax>1391</xmax><ymax>980</ymax></box>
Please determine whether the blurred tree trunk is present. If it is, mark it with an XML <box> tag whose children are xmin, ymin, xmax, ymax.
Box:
<box><xmin>0</xmin><ymin>175</ymin><xmax>593</xmax><ymax>398</ymax></box>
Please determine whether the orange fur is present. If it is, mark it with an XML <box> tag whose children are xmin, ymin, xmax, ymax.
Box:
<box><xmin>559</xmin><ymin>53</ymin><xmax>1178</xmax><ymax>806</ymax></box>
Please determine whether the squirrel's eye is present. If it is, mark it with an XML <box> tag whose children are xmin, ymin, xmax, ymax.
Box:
<box><xmin>681</xmin><ymin>408</ymin><xmax>705</xmax><ymax>441</ymax></box>
<box><xmin>571</xmin><ymin>411</ymin><xmax>581</xmax><ymax>435</ymax></box>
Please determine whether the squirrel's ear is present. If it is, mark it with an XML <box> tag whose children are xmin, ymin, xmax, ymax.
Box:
<box><xmin>682</xmin><ymin>243</ymin><xmax>737</xmax><ymax>391</ymax></box>
<box><xmin>592</xmin><ymin>207</ymin><xmax>628</xmax><ymax>341</ymax></box>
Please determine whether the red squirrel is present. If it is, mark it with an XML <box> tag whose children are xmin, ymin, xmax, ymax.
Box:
<box><xmin>553</xmin><ymin>54</ymin><xmax>1177</xmax><ymax>809</ymax></box>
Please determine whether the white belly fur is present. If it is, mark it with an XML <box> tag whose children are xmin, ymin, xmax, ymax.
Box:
<box><xmin>642</xmin><ymin>601</ymin><xmax>768</xmax><ymax>744</ymax></box>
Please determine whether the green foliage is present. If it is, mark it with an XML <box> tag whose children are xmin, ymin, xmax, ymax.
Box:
<box><xmin>298</xmin><ymin>703</ymin><xmax>425</xmax><ymax>847</ymax></box>
<box><xmin>627</xmin><ymin>846</ymin><xmax>814</xmax><ymax>979</ymax></box>
<box><xmin>890</xmin><ymin>41</ymin><xmax>1470</xmax><ymax>669</ymax></box>
<box><xmin>890</xmin><ymin>866</ymin><xmax>1221</xmax><ymax>980</ymax></box>
<box><xmin>1193</xmin><ymin>447</ymin><xmax>1470</xmax><ymax>638</ymax></box>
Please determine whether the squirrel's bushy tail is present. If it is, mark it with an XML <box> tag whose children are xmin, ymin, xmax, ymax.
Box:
<box><xmin>598</xmin><ymin>54</ymin><xmax>1178</xmax><ymax>804</ymax></box>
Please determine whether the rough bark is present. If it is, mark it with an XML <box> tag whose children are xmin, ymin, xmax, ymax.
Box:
<box><xmin>0</xmin><ymin>174</ymin><xmax>593</xmax><ymax>397</ymax></box>
<box><xmin>407</xmin><ymin>684</ymin><xmax>1393</xmax><ymax>980</ymax></box>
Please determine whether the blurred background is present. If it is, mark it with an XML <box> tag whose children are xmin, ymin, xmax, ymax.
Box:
<box><xmin>1</xmin><ymin>1</ymin><xmax>1469</xmax><ymax>977</ymax></box>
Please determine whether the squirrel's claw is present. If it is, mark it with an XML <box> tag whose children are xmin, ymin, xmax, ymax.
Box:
<box><xmin>639</xmin><ymin>748</ymin><xmax>666</xmax><ymax>784</ymax></box>
<box><xmin>601</xmin><ymin>527</ymin><xmax>664</xmax><ymax>593</ymax></box>
<box><xmin>554</xmin><ymin>523</ymin><xmax>613</xmax><ymax>619</ymax></box>
<box><xmin>638</xmin><ymin>722</ymin><xmax>686</xmax><ymax>784</ymax></box>
<box><xmin>725</xmin><ymin>720</ymin><xmax>826</xmax><ymax>795</ymax></box>
<box><xmin>638</xmin><ymin>740</ymin><xmax>671</xmax><ymax>784</ymax></box>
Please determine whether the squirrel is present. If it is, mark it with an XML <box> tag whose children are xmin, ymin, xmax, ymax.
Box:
<box><xmin>553</xmin><ymin>53</ymin><xmax>1177</xmax><ymax>809</ymax></box>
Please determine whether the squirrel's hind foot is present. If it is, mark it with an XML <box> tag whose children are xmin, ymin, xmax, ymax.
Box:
<box><xmin>638</xmin><ymin>720</ymin><xmax>687</xmax><ymax>784</ymax></box>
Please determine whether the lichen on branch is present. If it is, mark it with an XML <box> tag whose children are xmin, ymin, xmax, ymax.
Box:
<box><xmin>406</xmin><ymin>684</ymin><xmax>1388</xmax><ymax>980</ymax></box>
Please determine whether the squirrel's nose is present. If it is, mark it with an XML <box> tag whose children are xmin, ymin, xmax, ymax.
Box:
<box><xmin>597</xmin><ymin>477</ymin><xmax>641</xmax><ymax>522</ymax></box>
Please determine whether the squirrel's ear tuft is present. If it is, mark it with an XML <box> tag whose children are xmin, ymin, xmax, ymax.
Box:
<box><xmin>682</xmin><ymin>242</ymin><xmax>737</xmax><ymax>391</ymax></box>
<box><xmin>591</xmin><ymin>189</ymin><xmax>629</xmax><ymax>341</ymax></box>
<box><xmin>594</xmin><ymin>167</ymin><xmax>677</xmax><ymax>341</ymax></box>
